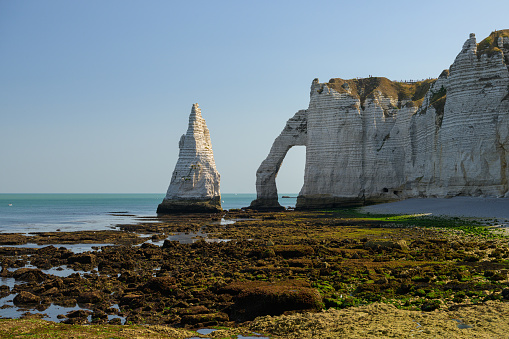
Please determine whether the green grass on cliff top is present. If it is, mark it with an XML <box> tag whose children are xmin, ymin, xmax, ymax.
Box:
<box><xmin>477</xmin><ymin>29</ymin><xmax>509</xmax><ymax>58</ymax></box>
<box><xmin>325</xmin><ymin>77</ymin><xmax>436</xmax><ymax>109</ymax></box>
<box><xmin>323</xmin><ymin>30</ymin><xmax>509</xmax><ymax>107</ymax></box>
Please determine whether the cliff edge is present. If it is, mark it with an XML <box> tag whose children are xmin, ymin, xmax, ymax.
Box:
<box><xmin>250</xmin><ymin>30</ymin><xmax>509</xmax><ymax>210</ymax></box>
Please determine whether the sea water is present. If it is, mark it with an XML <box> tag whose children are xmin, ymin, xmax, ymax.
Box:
<box><xmin>0</xmin><ymin>193</ymin><xmax>297</xmax><ymax>233</ymax></box>
<box><xmin>0</xmin><ymin>194</ymin><xmax>297</xmax><ymax>323</ymax></box>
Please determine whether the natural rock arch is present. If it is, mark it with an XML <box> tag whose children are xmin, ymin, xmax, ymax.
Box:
<box><xmin>251</xmin><ymin>32</ymin><xmax>509</xmax><ymax>210</ymax></box>
<box><xmin>249</xmin><ymin>110</ymin><xmax>308</xmax><ymax>210</ymax></box>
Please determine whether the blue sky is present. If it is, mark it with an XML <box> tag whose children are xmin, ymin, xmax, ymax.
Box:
<box><xmin>1</xmin><ymin>0</ymin><xmax>509</xmax><ymax>193</ymax></box>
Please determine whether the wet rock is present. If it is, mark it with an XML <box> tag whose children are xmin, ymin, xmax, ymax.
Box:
<box><xmin>140</xmin><ymin>242</ymin><xmax>160</xmax><ymax>250</ymax></box>
<box><xmin>0</xmin><ymin>267</ymin><xmax>9</xmax><ymax>278</ymax></box>
<box><xmin>421</xmin><ymin>299</ymin><xmax>442</xmax><ymax>312</ymax></box>
<box><xmin>180</xmin><ymin>312</ymin><xmax>229</xmax><ymax>325</ymax></box>
<box><xmin>99</xmin><ymin>262</ymin><xmax>123</xmax><ymax>273</ymax></box>
<box><xmin>67</xmin><ymin>309</ymin><xmax>92</xmax><ymax>318</ymax></box>
<box><xmin>46</xmin><ymin>278</ymin><xmax>65</xmax><ymax>290</ymax></box>
<box><xmin>13</xmin><ymin>291</ymin><xmax>41</xmax><ymax>305</ymax></box>
<box><xmin>20</xmin><ymin>312</ymin><xmax>46</xmax><ymax>319</ymax></box>
<box><xmin>150</xmin><ymin>233</ymin><xmax>167</xmax><ymax>242</ymax></box>
<box><xmin>176</xmin><ymin>305</ymin><xmax>210</xmax><ymax>316</ymax></box>
<box><xmin>91</xmin><ymin>309</ymin><xmax>108</xmax><ymax>323</ymax></box>
<box><xmin>67</xmin><ymin>253</ymin><xmax>96</xmax><ymax>265</ymax></box>
<box><xmin>109</xmin><ymin>317</ymin><xmax>122</xmax><ymax>325</ymax></box>
<box><xmin>174</xmin><ymin>301</ymin><xmax>189</xmax><ymax>308</ymax></box>
<box><xmin>464</xmin><ymin>255</ymin><xmax>480</xmax><ymax>262</ymax></box>
<box><xmin>139</xmin><ymin>245</ymin><xmax>163</xmax><ymax>260</ymax></box>
<box><xmin>364</xmin><ymin>240</ymin><xmax>409</xmax><ymax>251</ymax></box>
<box><xmin>450</xmin><ymin>241</ymin><xmax>462</xmax><ymax>250</ymax></box>
<box><xmin>0</xmin><ymin>285</ymin><xmax>10</xmax><ymax>298</ymax></box>
<box><xmin>120</xmin><ymin>294</ymin><xmax>145</xmax><ymax>308</ymax></box>
<box><xmin>41</xmin><ymin>287</ymin><xmax>59</xmax><ymax>296</ymax></box>
<box><xmin>64</xmin><ymin>272</ymin><xmax>83</xmax><ymax>281</ymax></box>
<box><xmin>484</xmin><ymin>270</ymin><xmax>507</xmax><ymax>281</ymax></box>
<box><xmin>78</xmin><ymin>291</ymin><xmax>103</xmax><ymax>304</ymax></box>
<box><xmin>28</xmin><ymin>230</ymin><xmax>143</xmax><ymax>246</ymax></box>
<box><xmin>55</xmin><ymin>298</ymin><xmax>77</xmax><ymax>308</ymax></box>
<box><xmin>36</xmin><ymin>245</ymin><xmax>59</xmax><ymax>256</ymax></box>
<box><xmin>105</xmin><ymin>306</ymin><xmax>119</xmax><ymax>315</ymax></box>
<box><xmin>375</xmin><ymin>277</ymin><xmax>389</xmax><ymax>284</ymax></box>
<box><xmin>0</xmin><ymin>233</ymin><xmax>28</xmax><ymax>245</ymax></box>
<box><xmin>162</xmin><ymin>240</ymin><xmax>180</xmax><ymax>249</ymax></box>
<box><xmin>12</xmin><ymin>268</ymin><xmax>48</xmax><ymax>283</ymax></box>
<box><xmin>221</xmin><ymin>280</ymin><xmax>322</xmax><ymax>321</ymax></box>
<box><xmin>31</xmin><ymin>258</ymin><xmax>52</xmax><ymax>270</ymax></box>
<box><xmin>63</xmin><ymin>317</ymin><xmax>89</xmax><ymax>325</ymax></box>
<box><xmin>272</xmin><ymin>245</ymin><xmax>315</xmax><ymax>258</ymax></box>
<box><xmin>287</xmin><ymin>259</ymin><xmax>313</xmax><ymax>268</ymax></box>
<box><xmin>119</xmin><ymin>271</ymin><xmax>141</xmax><ymax>284</ymax></box>
<box><xmin>120</xmin><ymin>260</ymin><xmax>136</xmax><ymax>270</ymax></box>
<box><xmin>35</xmin><ymin>301</ymin><xmax>51</xmax><ymax>311</ymax></box>
<box><xmin>12</xmin><ymin>259</ymin><xmax>30</xmax><ymax>268</ymax></box>
<box><xmin>144</xmin><ymin>276</ymin><xmax>177</xmax><ymax>293</ymax></box>
<box><xmin>260</xmin><ymin>248</ymin><xmax>276</xmax><ymax>258</ymax></box>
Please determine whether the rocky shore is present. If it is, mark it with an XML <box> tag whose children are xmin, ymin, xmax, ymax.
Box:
<box><xmin>0</xmin><ymin>209</ymin><xmax>508</xmax><ymax>338</ymax></box>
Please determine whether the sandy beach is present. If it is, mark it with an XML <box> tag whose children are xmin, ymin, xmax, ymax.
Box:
<box><xmin>361</xmin><ymin>197</ymin><xmax>509</xmax><ymax>222</ymax></box>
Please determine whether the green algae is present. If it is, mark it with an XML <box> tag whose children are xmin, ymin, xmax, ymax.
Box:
<box><xmin>2</xmin><ymin>208</ymin><xmax>508</xmax><ymax>333</ymax></box>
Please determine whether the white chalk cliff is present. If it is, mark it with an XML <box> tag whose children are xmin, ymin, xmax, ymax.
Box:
<box><xmin>251</xmin><ymin>30</ymin><xmax>509</xmax><ymax>210</ymax></box>
<box><xmin>158</xmin><ymin>103</ymin><xmax>221</xmax><ymax>213</ymax></box>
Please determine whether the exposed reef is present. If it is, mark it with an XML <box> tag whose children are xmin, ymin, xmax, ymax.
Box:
<box><xmin>251</xmin><ymin>30</ymin><xmax>509</xmax><ymax>210</ymax></box>
<box><xmin>2</xmin><ymin>210</ymin><xmax>509</xmax><ymax>332</ymax></box>
<box><xmin>157</xmin><ymin>104</ymin><xmax>222</xmax><ymax>214</ymax></box>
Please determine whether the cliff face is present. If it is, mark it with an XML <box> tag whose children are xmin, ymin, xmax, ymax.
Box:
<box><xmin>158</xmin><ymin>104</ymin><xmax>221</xmax><ymax>213</ymax></box>
<box><xmin>251</xmin><ymin>31</ymin><xmax>509</xmax><ymax>210</ymax></box>
<box><xmin>406</xmin><ymin>32</ymin><xmax>509</xmax><ymax>199</ymax></box>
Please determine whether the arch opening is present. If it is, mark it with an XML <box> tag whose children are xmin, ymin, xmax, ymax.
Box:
<box><xmin>249</xmin><ymin>109</ymin><xmax>308</xmax><ymax>211</ymax></box>
<box><xmin>276</xmin><ymin>145</ymin><xmax>306</xmax><ymax>209</ymax></box>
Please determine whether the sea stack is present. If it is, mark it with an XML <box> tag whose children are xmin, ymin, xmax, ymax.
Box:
<box><xmin>157</xmin><ymin>104</ymin><xmax>222</xmax><ymax>213</ymax></box>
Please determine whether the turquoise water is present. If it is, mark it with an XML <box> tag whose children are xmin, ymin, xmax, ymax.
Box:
<box><xmin>0</xmin><ymin>193</ymin><xmax>297</xmax><ymax>233</ymax></box>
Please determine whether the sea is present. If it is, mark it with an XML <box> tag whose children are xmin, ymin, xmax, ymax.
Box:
<box><xmin>0</xmin><ymin>193</ymin><xmax>298</xmax><ymax>233</ymax></box>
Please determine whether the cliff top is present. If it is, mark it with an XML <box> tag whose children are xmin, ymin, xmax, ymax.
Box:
<box><xmin>325</xmin><ymin>77</ymin><xmax>436</xmax><ymax>108</ymax></box>
<box><xmin>477</xmin><ymin>29</ymin><xmax>509</xmax><ymax>58</ymax></box>
<box><xmin>323</xmin><ymin>30</ymin><xmax>508</xmax><ymax>108</ymax></box>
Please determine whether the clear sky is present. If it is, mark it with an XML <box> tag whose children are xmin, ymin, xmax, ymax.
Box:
<box><xmin>1</xmin><ymin>0</ymin><xmax>509</xmax><ymax>194</ymax></box>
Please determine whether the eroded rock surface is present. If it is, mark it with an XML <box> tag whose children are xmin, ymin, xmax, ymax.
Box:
<box><xmin>250</xmin><ymin>110</ymin><xmax>307</xmax><ymax>210</ymax></box>
<box><xmin>2</xmin><ymin>210</ymin><xmax>509</xmax><ymax>329</ymax></box>
<box><xmin>251</xmin><ymin>31</ymin><xmax>509</xmax><ymax>210</ymax></box>
<box><xmin>158</xmin><ymin>104</ymin><xmax>221</xmax><ymax>213</ymax></box>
